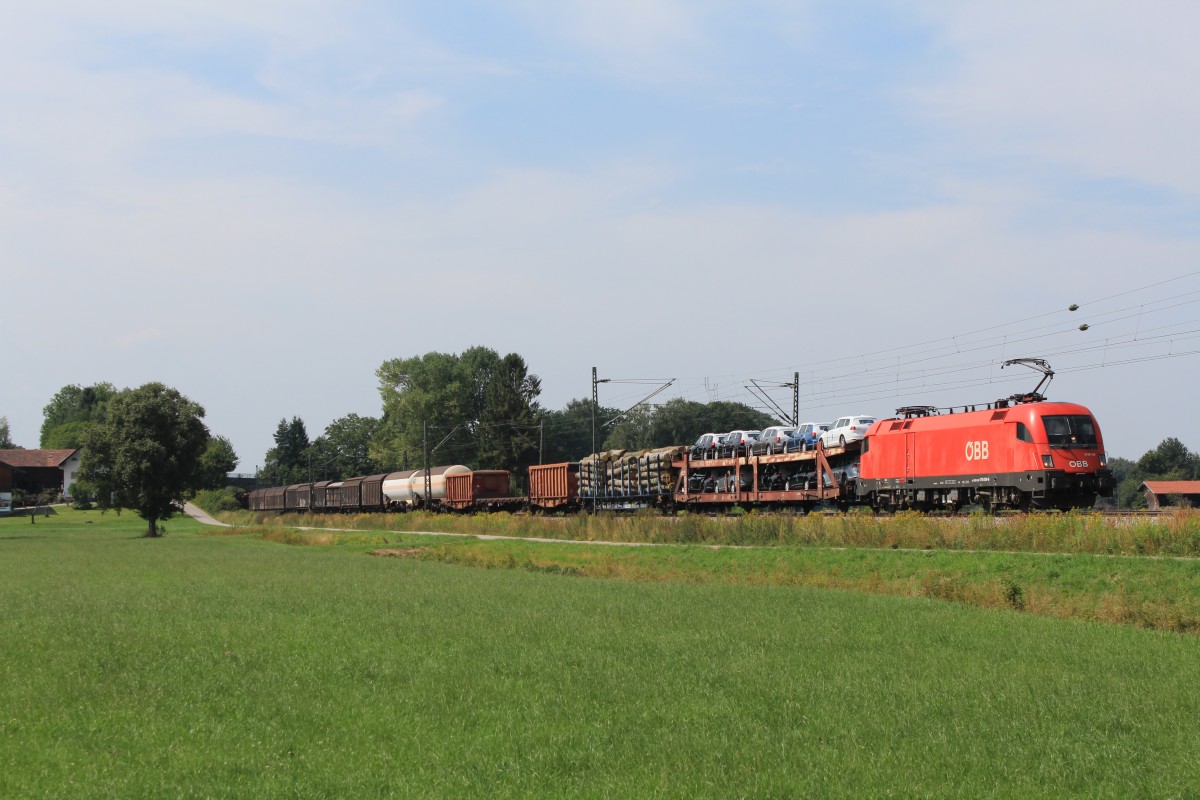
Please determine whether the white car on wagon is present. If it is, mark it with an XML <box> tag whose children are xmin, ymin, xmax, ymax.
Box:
<box><xmin>819</xmin><ymin>415</ymin><xmax>877</xmax><ymax>449</ymax></box>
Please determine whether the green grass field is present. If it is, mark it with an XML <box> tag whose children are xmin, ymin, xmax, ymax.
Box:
<box><xmin>4</xmin><ymin>508</ymin><xmax>1200</xmax><ymax>798</ymax></box>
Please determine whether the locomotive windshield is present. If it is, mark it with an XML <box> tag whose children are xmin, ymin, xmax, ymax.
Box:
<box><xmin>1042</xmin><ymin>415</ymin><xmax>1099</xmax><ymax>448</ymax></box>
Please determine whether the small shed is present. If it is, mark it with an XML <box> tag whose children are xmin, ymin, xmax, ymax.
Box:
<box><xmin>1139</xmin><ymin>480</ymin><xmax>1200</xmax><ymax>511</ymax></box>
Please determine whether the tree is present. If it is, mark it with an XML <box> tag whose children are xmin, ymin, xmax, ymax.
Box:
<box><xmin>79</xmin><ymin>383</ymin><xmax>210</xmax><ymax>537</ymax></box>
<box><xmin>648</xmin><ymin>398</ymin><xmax>777</xmax><ymax>448</ymax></box>
<box><xmin>42</xmin><ymin>420</ymin><xmax>94</xmax><ymax>449</ymax></box>
<box><xmin>603</xmin><ymin>405</ymin><xmax>655</xmax><ymax>451</ymax></box>
<box><xmin>373</xmin><ymin>347</ymin><xmax>542</xmax><ymax>474</ymax></box>
<box><xmin>1136</xmin><ymin>437</ymin><xmax>1199</xmax><ymax>479</ymax></box>
<box><xmin>0</xmin><ymin>416</ymin><xmax>19</xmax><ymax>449</ymax></box>
<box><xmin>261</xmin><ymin>417</ymin><xmax>311</xmax><ymax>485</ymax></box>
<box><xmin>40</xmin><ymin>383</ymin><xmax>116</xmax><ymax>447</ymax></box>
<box><xmin>196</xmin><ymin>435</ymin><xmax>239</xmax><ymax>490</ymax></box>
<box><xmin>467</xmin><ymin>349</ymin><xmax>542</xmax><ymax>473</ymax></box>
<box><xmin>538</xmin><ymin>398</ymin><xmax>623</xmax><ymax>464</ymax></box>
<box><xmin>1113</xmin><ymin>439</ymin><xmax>1200</xmax><ymax>508</ymax></box>
<box><xmin>309</xmin><ymin>414</ymin><xmax>381</xmax><ymax>479</ymax></box>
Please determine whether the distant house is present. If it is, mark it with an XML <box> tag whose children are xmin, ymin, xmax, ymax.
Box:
<box><xmin>1138</xmin><ymin>480</ymin><xmax>1200</xmax><ymax>511</ymax></box>
<box><xmin>0</xmin><ymin>449</ymin><xmax>82</xmax><ymax>498</ymax></box>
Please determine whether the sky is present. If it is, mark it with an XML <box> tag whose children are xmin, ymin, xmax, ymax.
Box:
<box><xmin>3</xmin><ymin>1</ymin><xmax>1199</xmax><ymax>470</ymax></box>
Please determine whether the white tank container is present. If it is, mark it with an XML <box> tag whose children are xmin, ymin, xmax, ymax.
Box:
<box><xmin>381</xmin><ymin>470</ymin><xmax>418</xmax><ymax>507</ymax></box>
<box><xmin>408</xmin><ymin>465</ymin><xmax>471</xmax><ymax>504</ymax></box>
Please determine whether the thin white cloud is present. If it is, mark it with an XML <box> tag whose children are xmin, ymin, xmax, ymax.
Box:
<box><xmin>0</xmin><ymin>2</ymin><xmax>446</xmax><ymax>188</ymax></box>
<box><xmin>511</xmin><ymin>0</ymin><xmax>709</xmax><ymax>82</ymax></box>
<box><xmin>912</xmin><ymin>1</ymin><xmax>1200</xmax><ymax>196</ymax></box>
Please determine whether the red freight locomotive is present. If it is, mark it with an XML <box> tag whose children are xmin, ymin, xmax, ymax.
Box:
<box><xmin>856</xmin><ymin>401</ymin><xmax>1114</xmax><ymax>512</ymax></box>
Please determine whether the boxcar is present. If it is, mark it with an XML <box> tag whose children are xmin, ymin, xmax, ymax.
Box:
<box><xmin>528</xmin><ymin>462</ymin><xmax>580</xmax><ymax>512</ymax></box>
<box><xmin>445</xmin><ymin>470</ymin><xmax>522</xmax><ymax>511</ymax></box>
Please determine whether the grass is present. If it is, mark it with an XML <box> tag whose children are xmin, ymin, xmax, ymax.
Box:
<box><xmin>4</xmin><ymin>508</ymin><xmax>1200</xmax><ymax>797</ymax></box>
<box><xmin>217</xmin><ymin>508</ymin><xmax>1200</xmax><ymax>633</ymax></box>
<box><xmin>221</xmin><ymin>506</ymin><xmax>1200</xmax><ymax>556</ymax></box>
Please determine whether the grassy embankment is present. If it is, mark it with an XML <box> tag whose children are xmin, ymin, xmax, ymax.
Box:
<box><xmin>3</xmin><ymin>507</ymin><xmax>1200</xmax><ymax>797</ymax></box>
<box><xmin>218</xmin><ymin>508</ymin><xmax>1200</xmax><ymax>631</ymax></box>
<box><xmin>221</xmin><ymin>506</ymin><xmax>1200</xmax><ymax>556</ymax></box>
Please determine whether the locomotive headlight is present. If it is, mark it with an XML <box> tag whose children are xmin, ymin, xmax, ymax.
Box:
<box><xmin>1041</xmin><ymin>455</ymin><xmax>1054</xmax><ymax>469</ymax></box>
<box><xmin>1099</xmin><ymin>452</ymin><xmax>1108</xmax><ymax>466</ymax></box>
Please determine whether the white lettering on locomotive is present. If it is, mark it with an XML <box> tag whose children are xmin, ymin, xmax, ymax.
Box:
<box><xmin>1069</xmin><ymin>460</ymin><xmax>1089</xmax><ymax>468</ymax></box>
<box><xmin>964</xmin><ymin>441</ymin><xmax>989</xmax><ymax>461</ymax></box>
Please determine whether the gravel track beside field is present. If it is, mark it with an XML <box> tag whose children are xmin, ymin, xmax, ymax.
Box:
<box><xmin>183</xmin><ymin>502</ymin><xmax>232</xmax><ymax>528</ymax></box>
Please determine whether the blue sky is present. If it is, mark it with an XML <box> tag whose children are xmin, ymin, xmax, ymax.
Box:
<box><xmin>2</xmin><ymin>1</ymin><xmax>1199</xmax><ymax>467</ymax></box>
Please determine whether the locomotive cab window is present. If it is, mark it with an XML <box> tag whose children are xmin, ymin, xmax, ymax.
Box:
<box><xmin>1042</xmin><ymin>415</ymin><xmax>1098</xmax><ymax>448</ymax></box>
<box><xmin>1016</xmin><ymin>422</ymin><xmax>1032</xmax><ymax>443</ymax></box>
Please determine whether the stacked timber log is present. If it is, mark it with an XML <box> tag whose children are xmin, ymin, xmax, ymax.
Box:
<box><xmin>580</xmin><ymin>446</ymin><xmax>686</xmax><ymax>497</ymax></box>
<box><xmin>579</xmin><ymin>449</ymin><xmax>624</xmax><ymax>497</ymax></box>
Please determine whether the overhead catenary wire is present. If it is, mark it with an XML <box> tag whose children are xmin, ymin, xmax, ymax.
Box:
<box><xmin>665</xmin><ymin>272</ymin><xmax>1200</xmax><ymax>418</ymax></box>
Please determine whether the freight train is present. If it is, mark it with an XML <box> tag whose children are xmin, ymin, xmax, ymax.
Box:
<box><xmin>247</xmin><ymin>396</ymin><xmax>1116</xmax><ymax>516</ymax></box>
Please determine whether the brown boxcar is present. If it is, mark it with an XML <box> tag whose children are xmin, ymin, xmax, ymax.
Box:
<box><xmin>284</xmin><ymin>483</ymin><xmax>313</xmax><ymax>512</ymax></box>
<box><xmin>251</xmin><ymin>485</ymin><xmax>288</xmax><ymax>512</ymax></box>
<box><xmin>445</xmin><ymin>470</ymin><xmax>514</xmax><ymax>510</ymax></box>
<box><xmin>335</xmin><ymin>476</ymin><xmax>366</xmax><ymax>512</ymax></box>
<box><xmin>325</xmin><ymin>481</ymin><xmax>347</xmax><ymax>511</ymax></box>
<box><xmin>528</xmin><ymin>463</ymin><xmax>580</xmax><ymax>511</ymax></box>
<box><xmin>359</xmin><ymin>473</ymin><xmax>388</xmax><ymax>512</ymax></box>
<box><xmin>310</xmin><ymin>480</ymin><xmax>334</xmax><ymax>513</ymax></box>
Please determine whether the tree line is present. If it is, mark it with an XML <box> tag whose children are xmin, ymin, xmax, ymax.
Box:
<box><xmin>257</xmin><ymin>346</ymin><xmax>779</xmax><ymax>487</ymax></box>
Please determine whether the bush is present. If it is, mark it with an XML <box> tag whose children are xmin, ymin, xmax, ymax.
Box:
<box><xmin>192</xmin><ymin>487</ymin><xmax>245</xmax><ymax>515</ymax></box>
<box><xmin>70</xmin><ymin>478</ymin><xmax>96</xmax><ymax>510</ymax></box>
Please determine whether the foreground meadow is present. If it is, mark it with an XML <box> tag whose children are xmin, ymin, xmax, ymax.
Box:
<box><xmin>3</xmin><ymin>508</ymin><xmax>1200</xmax><ymax>798</ymax></box>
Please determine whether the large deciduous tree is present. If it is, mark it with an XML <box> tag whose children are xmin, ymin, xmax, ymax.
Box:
<box><xmin>537</xmin><ymin>398</ymin><xmax>623</xmax><ymax>464</ymax></box>
<box><xmin>373</xmin><ymin>347</ymin><xmax>541</xmax><ymax>474</ymax></box>
<box><xmin>40</xmin><ymin>382</ymin><xmax>117</xmax><ymax>448</ymax></box>
<box><xmin>196</xmin><ymin>435</ymin><xmax>239</xmax><ymax>490</ymax></box>
<box><xmin>309</xmin><ymin>414</ymin><xmax>381</xmax><ymax>479</ymax></box>
<box><xmin>79</xmin><ymin>383</ymin><xmax>210</xmax><ymax>537</ymax></box>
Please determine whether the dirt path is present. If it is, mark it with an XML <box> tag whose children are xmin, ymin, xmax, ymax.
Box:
<box><xmin>183</xmin><ymin>502</ymin><xmax>232</xmax><ymax>528</ymax></box>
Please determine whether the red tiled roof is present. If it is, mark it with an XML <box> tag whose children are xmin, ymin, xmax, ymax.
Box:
<box><xmin>0</xmin><ymin>449</ymin><xmax>78</xmax><ymax>469</ymax></box>
<box><xmin>1140</xmin><ymin>481</ymin><xmax>1200</xmax><ymax>495</ymax></box>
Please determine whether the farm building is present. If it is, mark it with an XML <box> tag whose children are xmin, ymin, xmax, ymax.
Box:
<box><xmin>1138</xmin><ymin>480</ymin><xmax>1200</xmax><ymax>510</ymax></box>
<box><xmin>0</xmin><ymin>461</ymin><xmax>11</xmax><ymax>515</ymax></box>
<box><xmin>0</xmin><ymin>449</ymin><xmax>82</xmax><ymax>499</ymax></box>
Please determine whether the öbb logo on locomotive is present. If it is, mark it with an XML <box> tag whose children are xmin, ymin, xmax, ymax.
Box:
<box><xmin>964</xmin><ymin>441</ymin><xmax>990</xmax><ymax>461</ymax></box>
